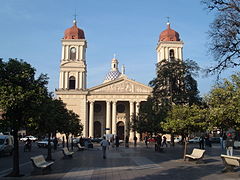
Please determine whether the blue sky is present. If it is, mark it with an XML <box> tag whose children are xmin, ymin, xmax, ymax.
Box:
<box><xmin>0</xmin><ymin>0</ymin><xmax>236</xmax><ymax>96</ymax></box>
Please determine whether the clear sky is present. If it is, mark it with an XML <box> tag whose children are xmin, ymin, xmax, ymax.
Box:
<box><xmin>0</xmin><ymin>0</ymin><xmax>236</xmax><ymax>96</ymax></box>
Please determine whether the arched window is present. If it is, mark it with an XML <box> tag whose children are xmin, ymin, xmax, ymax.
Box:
<box><xmin>69</xmin><ymin>76</ymin><xmax>75</xmax><ymax>89</ymax></box>
<box><xmin>70</xmin><ymin>47</ymin><xmax>76</xmax><ymax>60</ymax></box>
<box><xmin>169</xmin><ymin>49</ymin><xmax>175</xmax><ymax>60</ymax></box>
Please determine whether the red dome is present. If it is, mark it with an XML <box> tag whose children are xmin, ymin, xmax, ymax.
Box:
<box><xmin>64</xmin><ymin>21</ymin><xmax>85</xmax><ymax>39</ymax></box>
<box><xmin>159</xmin><ymin>23</ymin><xmax>180</xmax><ymax>42</ymax></box>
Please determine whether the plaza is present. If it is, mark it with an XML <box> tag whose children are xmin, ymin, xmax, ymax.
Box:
<box><xmin>1</xmin><ymin>142</ymin><xmax>240</xmax><ymax>180</ymax></box>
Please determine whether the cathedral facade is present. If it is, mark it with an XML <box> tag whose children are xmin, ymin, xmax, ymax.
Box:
<box><xmin>55</xmin><ymin>19</ymin><xmax>183</xmax><ymax>141</ymax></box>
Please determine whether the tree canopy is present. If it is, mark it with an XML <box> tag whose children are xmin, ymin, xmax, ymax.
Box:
<box><xmin>205</xmin><ymin>72</ymin><xmax>240</xmax><ymax>131</ymax></box>
<box><xmin>202</xmin><ymin>0</ymin><xmax>240</xmax><ymax>74</ymax></box>
<box><xmin>0</xmin><ymin>58</ymin><xmax>49</xmax><ymax>176</ymax></box>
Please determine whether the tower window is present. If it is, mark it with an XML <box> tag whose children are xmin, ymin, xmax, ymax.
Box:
<box><xmin>169</xmin><ymin>49</ymin><xmax>175</xmax><ymax>59</ymax></box>
<box><xmin>70</xmin><ymin>47</ymin><xmax>76</xmax><ymax>60</ymax></box>
<box><xmin>69</xmin><ymin>76</ymin><xmax>76</xmax><ymax>89</ymax></box>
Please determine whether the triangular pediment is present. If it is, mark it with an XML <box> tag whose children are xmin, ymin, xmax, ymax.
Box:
<box><xmin>89</xmin><ymin>77</ymin><xmax>152</xmax><ymax>94</ymax></box>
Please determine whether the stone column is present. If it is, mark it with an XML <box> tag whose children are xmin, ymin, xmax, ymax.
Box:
<box><xmin>129</xmin><ymin>101</ymin><xmax>135</xmax><ymax>141</ymax></box>
<box><xmin>106</xmin><ymin>101</ymin><xmax>111</xmax><ymax>134</ymax></box>
<box><xmin>66</xmin><ymin>45</ymin><xmax>69</xmax><ymax>60</ymax></box>
<box><xmin>112</xmin><ymin>101</ymin><xmax>117</xmax><ymax>135</ymax></box>
<box><xmin>136</xmin><ymin>102</ymin><xmax>140</xmax><ymax>141</ymax></box>
<box><xmin>59</xmin><ymin>71</ymin><xmax>63</xmax><ymax>89</ymax></box>
<box><xmin>62</xmin><ymin>45</ymin><xmax>65</xmax><ymax>60</ymax></box>
<box><xmin>64</xmin><ymin>71</ymin><xmax>69</xmax><ymax>89</ymax></box>
<box><xmin>76</xmin><ymin>72</ymin><xmax>79</xmax><ymax>89</ymax></box>
<box><xmin>80</xmin><ymin>45</ymin><xmax>83</xmax><ymax>60</ymax></box>
<box><xmin>79</xmin><ymin>72</ymin><xmax>83</xmax><ymax>89</ymax></box>
<box><xmin>89</xmin><ymin>101</ymin><xmax>94</xmax><ymax>138</ymax></box>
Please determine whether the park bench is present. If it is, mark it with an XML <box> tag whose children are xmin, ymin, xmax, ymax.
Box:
<box><xmin>30</xmin><ymin>155</ymin><xmax>54</xmax><ymax>173</ymax></box>
<box><xmin>62</xmin><ymin>147</ymin><xmax>74</xmax><ymax>158</ymax></box>
<box><xmin>185</xmin><ymin>148</ymin><xmax>205</xmax><ymax>163</ymax></box>
<box><xmin>77</xmin><ymin>143</ymin><xmax>86</xmax><ymax>151</ymax></box>
<box><xmin>221</xmin><ymin>154</ymin><xmax>240</xmax><ymax>172</ymax></box>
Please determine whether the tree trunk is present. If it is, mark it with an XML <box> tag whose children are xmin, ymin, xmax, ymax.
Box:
<box><xmin>183</xmin><ymin>137</ymin><xmax>188</xmax><ymax>160</ymax></box>
<box><xmin>46</xmin><ymin>132</ymin><xmax>52</xmax><ymax>161</ymax></box>
<box><xmin>7</xmin><ymin>128</ymin><xmax>21</xmax><ymax>176</ymax></box>
<box><xmin>66</xmin><ymin>134</ymin><xmax>69</xmax><ymax>149</ymax></box>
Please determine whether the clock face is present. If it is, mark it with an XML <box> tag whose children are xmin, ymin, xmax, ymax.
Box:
<box><xmin>71</xmin><ymin>47</ymin><xmax>76</xmax><ymax>53</ymax></box>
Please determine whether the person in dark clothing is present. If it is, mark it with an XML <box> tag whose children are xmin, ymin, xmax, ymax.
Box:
<box><xmin>144</xmin><ymin>136</ymin><xmax>149</xmax><ymax>148</ymax></box>
<box><xmin>226</xmin><ymin>133</ymin><xmax>234</xmax><ymax>156</ymax></box>
<box><xmin>155</xmin><ymin>135</ymin><xmax>162</xmax><ymax>151</ymax></box>
<box><xmin>162</xmin><ymin>136</ymin><xmax>167</xmax><ymax>147</ymax></box>
<box><xmin>222</xmin><ymin>133</ymin><xmax>227</xmax><ymax>149</ymax></box>
<box><xmin>133</xmin><ymin>136</ymin><xmax>138</xmax><ymax>147</ymax></box>
<box><xmin>199</xmin><ymin>135</ymin><xmax>205</xmax><ymax>149</ymax></box>
<box><xmin>53</xmin><ymin>137</ymin><xmax>58</xmax><ymax>150</ymax></box>
<box><xmin>115</xmin><ymin>135</ymin><xmax>120</xmax><ymax>150</ymax></box>
<box><xmin>125</xmin><ymin>135</ymin><xmax>129</xmax><ymax>148</ymax></box>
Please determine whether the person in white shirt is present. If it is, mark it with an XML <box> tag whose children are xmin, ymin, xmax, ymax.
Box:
<box><xmin>100</xmin><ymin>136</ymin><xmax>109</xmax><ymax>159</ymax></box>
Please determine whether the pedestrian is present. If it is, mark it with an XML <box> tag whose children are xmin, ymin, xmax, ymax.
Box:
<box><xmin>222</xmin><ymin>133</ymin><xmax>227</xmax><ymax>149</ymax></box>
<box><xmin>53</xmin><ymin>137</ymin><xmax>58</xmax><ymax>150</ymax></box>
<box><xmin>199</xmin><ymin>135</ymin><xmax>204</xmax><ymax>149</ymax></box>
<box><xmin>162</xmin><ymin>136</ymin><xmax>168</xmax><ymax>147</ymax></box>
<box><xmin>205</xmin><ymin>134</ymin><xmax>211</xmax><ymax>147</ymax></box>
<box><xmin>156</xmin><ymin>135</ymin><xmax>162</xmax><ymax>151</ymax></box>
<box><xmin>144</xmin><ymin>136</ymin><xmax>148</xmax><ymax>148</ymax></box>
<box><xmin>100</xmin><ymin>136</ymin><xmax>109</xmax><ymax>159</ymax></box>
<box><xmin>133</xmin><ymin>136</ymin><xmax>138</xmax><ymax>147</ymax></box>
<box><xmin>115</xmin><ymin>135</ymin><xmax>120</xmax><ymax>150</ymax></box>
<box><xmin>226</xmin><ymin>133</ymin><xmax>234</xmax><ymax>156</ymax></box>
<box><xmin>125</xmin><ymin>135</ymin><xmax>129</xmax><ymax>148</ymax></box>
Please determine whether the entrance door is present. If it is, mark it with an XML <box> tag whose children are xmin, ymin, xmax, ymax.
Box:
<box><xmin>117</xmin><ymin>121</ymin><xmax>124</xmax><ymax>140</ymax></box>
<box><xmin>94</xmin><ymin>121</ymin><xmax>101</xmax><ymax>138</ymax></box>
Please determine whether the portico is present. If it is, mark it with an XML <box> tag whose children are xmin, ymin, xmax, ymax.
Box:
<box><xmin>86</xmin><ymin>77</ymin><xmax>152</xmax><ymax>140</ymax></box>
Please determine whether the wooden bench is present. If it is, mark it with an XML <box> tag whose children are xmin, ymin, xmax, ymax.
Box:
<box><xmin>77</xmin><ymin>143</ymin><xmax>86</xmax><ymax>151</ymax></box>
<box><xmin>221</xmin><ymin>154</ymin><xmax>240</xmax><ymax>172</ymax></box>
<box><xmin>62</xmin><ymin>147</ymin><xmax>74</xmax><ymax>158</ymax></box>
<box><xmin>30</xmin><ymin>155</ymin><xmax>54</xmax><ymax>173</ymax></box>
<box><xmin>185</xmin><ymin>148</ymin><xmax>205</xmax><ymax>163</ymax></box>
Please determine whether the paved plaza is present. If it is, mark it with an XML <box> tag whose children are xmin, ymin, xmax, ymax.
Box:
<box><xmin>2</xmin><ymin>142</ymin><xmax>240</xmax><ymax>180</ymax></box>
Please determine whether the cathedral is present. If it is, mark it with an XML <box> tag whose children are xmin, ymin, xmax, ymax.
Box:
<box><xmin>55</xmin><ymin>19</ymin><xmax>183</xmax><ymax>141</ymax></box>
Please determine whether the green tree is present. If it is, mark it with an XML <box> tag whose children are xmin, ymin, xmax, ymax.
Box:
<box><xmin>36</xmin><ymin>97</ymin><xmax>69</xmax><ymax>160</ymax></box>
<box><xmin>149</xmin><ymin>58</ymin><xmax>201</xmax><ymax>108</ymax></box>
<box><xmin>61</xmin><ymin>110</ymin><xmax>83</xmax><ymax>149</ymax></box>
<box><xmin>136</xmin><ymin>58</ymin><xmax>201</xmax><ymax>137</ymax></box>
<box><xmin>0</xmin><ymin>58</ymin><xmax>48</xmax><ymax>176</ymax></box>
<box><xmin>202</xmin><ymin>0</ymin><xmax>240</xmax><ymax>74</ymax></box>
<box><xmin>206</xmin><ymin>73</ymin><xmax>240</xmax><ymax>131</ymax></box>
<box><xmin>163</xmin><ymin>104</ymin><xmax>207</xmax><ymax>158</ymax></box>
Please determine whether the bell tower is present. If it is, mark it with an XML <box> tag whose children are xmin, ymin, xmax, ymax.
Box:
<box><xmin>59</xmin><ymin>19</ymin><xmax>87</xmax><ymax>90</ymax></box>
<box><xmin>156</xmin><ymin>22</ymin><xmax>184</xmax><ymax>63</ymax></box>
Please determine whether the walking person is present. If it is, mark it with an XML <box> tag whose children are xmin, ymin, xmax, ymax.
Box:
<box><xmin>144</xmin><ymin>136</ymin><xmax>149</xmax><ymax>148</ymax></box>
<box><xmin>125</xmin><ymin>135</ymin><xmax>129</xmax><ymax>148</ymax></box>
<box><xmin>162</xmin><ymin>136</ymin><xmax>168</xmax><ymax>147</ymax></box>
<box><xmin>133</xmin><ymin>136</ymin><xmax>138</xmax><ymax>147</ymax></box>
<box><xmin>226</xmin><ymin>133</ymin><xmax>234</xmax><ymax>156</ymax></box>
<box><xmin>115</xmin><ymin>135</ymin><xmax>120</xmax><ymax>150</ymax></box>
<box><xmin>53</xmin><ymin>137</ymin><xmax>58</xmax><ymax>151</ymax></box>
<box><xmin>100</xmin><ymin>136</ymin><xmax>109</xmax><ymax>159</ymax></box>
<box><xmin>199</xmin><ymin>135</ymin><xmax>205</xmax><ymax>149</ymax></box>
<box><xmin>222</xmin><ymin>133</ymin><xmax>227</xmax><ymax>149</ymax></box>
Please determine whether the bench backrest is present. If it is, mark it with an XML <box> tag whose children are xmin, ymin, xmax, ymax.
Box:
<box><xmin>221</xmin><ymin>154</ymin><xmax>240</xmax><ymax>166</ymax></box>
<box><xmin>191</xmin><ymin>148</ymin><xmax>205</xmax><ymax>158</ymax></box>
<box><xmin>31</xmin><ymin>155</ymin><xmax>46</xmax><ymax>167</ymax></box>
